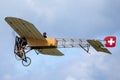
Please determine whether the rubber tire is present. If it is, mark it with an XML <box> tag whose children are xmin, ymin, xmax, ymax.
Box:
<box><xmin>22</xmin><ymin>57</ymin><xmax>31</xmax><ymax>67</ymax></box>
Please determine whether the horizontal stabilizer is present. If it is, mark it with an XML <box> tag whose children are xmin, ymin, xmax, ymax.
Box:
<box><xmin>36</xmin><ymin>49</ymin><xmax>64</xmax><ymax>56</ymax></box>
<box><xmin>87</xmin><ymin>40</ymin><xmax>111</xmax><ymax>54</ymax></box>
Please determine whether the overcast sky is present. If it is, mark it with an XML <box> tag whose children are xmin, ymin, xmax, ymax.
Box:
<box><xmin>0</xmin><ymin>0</ymin><xmax>120</xmax><ymax>80</ymax></box>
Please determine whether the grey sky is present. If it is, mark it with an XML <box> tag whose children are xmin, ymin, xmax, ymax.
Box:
<box><xmin>0</xmin><ymin>0</ymin><xmax>120</xmax><ymax>80</ymax></box>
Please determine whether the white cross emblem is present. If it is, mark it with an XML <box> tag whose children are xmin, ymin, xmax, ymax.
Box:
<box><xmin>108</xmin><ymin>38</ymin><xmax>115</xmax><ymax>45</ymax></box>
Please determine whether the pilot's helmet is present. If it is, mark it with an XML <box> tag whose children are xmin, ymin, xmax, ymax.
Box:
<box><xmin>43</xmin><ymin>32</ymin><xmax>47</xmax><ymax>35</ymax></box>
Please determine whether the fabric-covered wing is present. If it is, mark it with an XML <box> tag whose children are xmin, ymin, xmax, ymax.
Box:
<box><xmin>36</xmin><ymin>49</ymin><xmax>64</xmax><ymax>56</ymax></box>
<box><xmin>87</xmin><ymin>40</ymin><xmax>111</xmax><ymax>54</ymax></box>
<box><xmin>5</xmin><ymin>17</ymin><xmax>64</xmax><ymax>56</ymax></box>
<box><xmin>5</xmin><ymin>17</ymin><xmax>45</xmax><ymax>41</ymax></box>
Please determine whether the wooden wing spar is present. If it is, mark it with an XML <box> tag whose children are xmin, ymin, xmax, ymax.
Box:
<box><xmin>5</xmin><ymin>17</ymin><xmax>64</xmax><ymax>56</ymax></box>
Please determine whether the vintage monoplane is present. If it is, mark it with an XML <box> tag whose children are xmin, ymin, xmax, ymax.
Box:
<box><xmin>5</xmin><ymin>17</ymin><xmax>115</xmax><ymax>67</ymax></box>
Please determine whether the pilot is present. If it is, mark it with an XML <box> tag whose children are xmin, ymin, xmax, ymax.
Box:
<box><xmin>43</xmin><ymin>32</ymin><xmax>47</xmax><ymax>38</ymax></box>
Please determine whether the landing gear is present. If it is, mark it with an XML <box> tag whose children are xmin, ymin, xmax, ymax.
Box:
<box><xmin>14</xmin><ymin>47</ymin><xmax>32</xmax><ymax>67</ymax></box>
<box><xmin>14</xmin><ymin>36</ymin><xmax>32</xmax><ymax>67</ymax></box>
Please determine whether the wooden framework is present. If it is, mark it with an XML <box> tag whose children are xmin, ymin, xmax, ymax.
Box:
<box><xmin>56</xmin><ymin>38</ymin><xmax>90</xmax><ymax>53</ymax></box>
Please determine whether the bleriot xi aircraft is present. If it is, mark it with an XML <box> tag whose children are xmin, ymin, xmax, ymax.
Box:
<box><xmin>5</xmin><ymin>17</ymin><xmax>116</xmax><ymax>67</ymax></box>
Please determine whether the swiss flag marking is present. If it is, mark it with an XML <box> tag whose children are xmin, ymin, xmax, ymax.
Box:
<box><xmin>104</xmin><ymin>36</ymin><xmax>116</xmax><ymax>47</ymax></box>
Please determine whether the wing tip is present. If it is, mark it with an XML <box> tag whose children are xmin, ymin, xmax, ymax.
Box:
<box><xmin>5</xmin><ymin>17</ymin><xmax>8</xmax><ymax>21</ymax></box>
<box><xmin>58</xmin><ymin>53</ymin><xmax>64</xmax><ymax>56</ymax></box>
<box><xmin>5</xmin><ymin>17</ymin><xmax>17</xmax><ymax>22</ymax></box>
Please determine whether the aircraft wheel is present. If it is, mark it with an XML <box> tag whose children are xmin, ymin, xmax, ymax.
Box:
<box><xmin>22</xmin><ymin>57</ymin><xmax>31</xmax><ymax>67</ymax></box>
